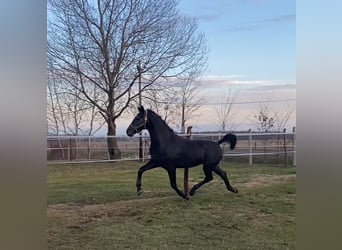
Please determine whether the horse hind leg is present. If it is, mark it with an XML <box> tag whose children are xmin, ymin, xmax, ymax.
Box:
<box><xmin>213</xmin><ymin>165</ymin><xmax>238</xmax><ymax>193</ymax></box>
<box><xmin>189</xmin><ymin>165</ymin><xmax>213</xmax><ymax>196</ymax></box>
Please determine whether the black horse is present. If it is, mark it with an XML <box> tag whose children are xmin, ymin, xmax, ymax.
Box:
<box><xmin>126</xmin><ymin>106</ymin><xmax>238</xmax><ymax>199</ymax></box>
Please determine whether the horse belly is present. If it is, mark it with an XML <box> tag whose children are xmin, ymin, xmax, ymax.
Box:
<box><xmin>175</xmin><ymin>159</ymin><xmax>203</xmax><ymax>168</ymax></box>
<box><xmin>176</xmin><ymin>145</ymin><xmax>205</xmax><ymax>168</ymax></box>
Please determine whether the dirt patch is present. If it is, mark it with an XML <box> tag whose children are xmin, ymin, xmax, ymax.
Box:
<box><xmin>239</xmin><ymin>174</ymin><xmax>296</xmax><ymax>189</ymax></box>
<box><xmin>48</xmin><ymin>196</ymin><xmax>173</xmax><ymax>227</ymax></box>
<box><xmin>48</xmin><ymin>203</ymin><xmax>117</xmax><ymax>228</ymax></box>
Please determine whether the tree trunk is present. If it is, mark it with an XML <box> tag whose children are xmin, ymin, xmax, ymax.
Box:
<box><xmin>181</xmin><ymin>103</ymin><xmax>185</xmax><ymax>134</ymax></box>
<box><xmin>107</xmin><ymin>119</ymin><xmax>121</xmax><ymax>160</ymax></box>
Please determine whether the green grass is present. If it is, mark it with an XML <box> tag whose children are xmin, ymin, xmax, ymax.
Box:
<box><xmin>48</xmin><ymin>161</ymin><xmax>296</xmax><ymax>249</ymax></box>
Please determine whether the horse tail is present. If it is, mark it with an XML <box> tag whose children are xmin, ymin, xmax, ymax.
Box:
<box><xmin>218</xmin><ymin>133</ymin><xmax>237</xmax><ymax>150</ymax></box>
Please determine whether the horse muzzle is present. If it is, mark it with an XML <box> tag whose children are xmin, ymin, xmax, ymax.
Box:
<box><xmin>126</xmin><ymin>127</ymin><xmax>135</xmax><ymax>137</ymax></box>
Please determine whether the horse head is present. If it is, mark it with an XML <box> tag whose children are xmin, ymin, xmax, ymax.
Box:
<box><xmin>126</xmin><ymin>106</ymin><xmax>148</xmax><ymax>137</ymax></box>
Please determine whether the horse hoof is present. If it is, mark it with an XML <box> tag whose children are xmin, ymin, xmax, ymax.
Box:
<box><xmin>137</xmin><ymin>190</ymin><xmax>143</xmax><ymax>196</ymax></box>
<box><xmin>234</xmin><ymin>188</ymin><xmax>238</xmax><ymax>193</ymax></box>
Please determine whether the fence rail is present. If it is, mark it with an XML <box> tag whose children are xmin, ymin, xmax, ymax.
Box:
<box><xmin>47</xmin><ymin>130</ymin><xmax>296</xmax><ymax>166</ymax></box>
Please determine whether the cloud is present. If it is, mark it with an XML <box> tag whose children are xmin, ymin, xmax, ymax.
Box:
<box><xmin>242</xmin><ymin>83</ymin><xmax>296</xmax><ymax>95</ymax></box>
<box><xmin>262</xmin><ymin>14</ymin><xmax>296</xmax><ymax>23</ymax></box>
<box><xmin>223</xmin><ymin>13</ymin><xmax>295</xmax><ymax>33</ymax></box>
<box><xmin>196</xmin><ymin>13</ymin><xmax>221</xmax><ymax>22</ymax></box>
<box><xmin>223</xmin><ymin>25</ymin><xmax>259</xmax><ymax>32</ymax></box>
<box><xmin>198</xmin><ymin>75</ymin><xmax>296</xmax><ymax>89</ymax></box>
<box><xmin>206</xmin><ymin>74</ymin><xmax>249</xmax><ymax>79</ymax></box>
<box><xmin>180</xmin><ymin>0</ymin><xmax>262</xmax><ymax>23</ymax></box>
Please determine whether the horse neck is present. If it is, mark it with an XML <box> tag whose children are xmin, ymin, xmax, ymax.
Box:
<box><xmin>146</xmin><ymin>112</ymin><xmax>175</xmax><ymax>145</ymax></box>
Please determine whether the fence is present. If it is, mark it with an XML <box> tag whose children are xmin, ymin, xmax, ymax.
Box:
<box><xmin>47</xmin><ymin>129</ymin><xmax>296</xmax><ymax>166</ymax></box>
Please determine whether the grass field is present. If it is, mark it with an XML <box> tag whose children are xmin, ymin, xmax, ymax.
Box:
<box><xmin>47</xmin><ymin>161</ymin><xmax>296</xmax><ymax>249</ymax></box>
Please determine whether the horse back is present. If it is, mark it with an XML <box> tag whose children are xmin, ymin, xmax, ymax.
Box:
<box><xmin>177</xmin><ymin>139</ymin><xmax>222</xmax><ymax>167</ymax></box>
<box><xmin>149</xmin><ymin>136</ymin><xmax>223</xmax><ymax>168</ymax></box>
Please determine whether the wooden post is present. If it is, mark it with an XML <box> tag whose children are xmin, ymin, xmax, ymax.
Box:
<box><xmin>68</xmin><ymin>138</ymin><xmax>72</xmax><ymax>161</ymax></box>
<box><xmin>283</xmin><ymin>128</ymin><xmax>288</xmax><ymax>167</ymax></box>
<box><xmin>137</xmin><ymin>61</ymin><xmax>143</xmax><ymax>161</ymax></box>
<box><xmin>75</xmin><ymin>136</ymin><xmax>78</xmax><ymax>161</ymax></box>
<box><xmin>292</xmin><ymin>126</ymin><xmax>296</xmax><ymax>166</ymax></box>
<box><xmin>184</xmin><ymin>126</ymin><xmax>192</xmax><ymax>199</ymax></box>
<box><xmin>249</xmin><ymin>129</ymin><xmax>253</xmax><ymax>165</ymax></box>
<box><xmin>87</xmin><ymin>136</ymin><xmax>91</xmax><ymax>160</ymax></box>
<box><xmin>68</xmin><ymin>137</ymin><xmax>76</xmax><ymax>161</ymax></box>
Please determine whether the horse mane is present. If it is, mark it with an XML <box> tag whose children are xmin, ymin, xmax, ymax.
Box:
<box><xmin>147</xmin><ymin>109</ymin><xmax>175</xmax><ymax>134</ymax></box>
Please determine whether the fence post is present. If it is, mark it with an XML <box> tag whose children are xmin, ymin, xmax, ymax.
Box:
<box><xmin>68</xmin><ymin>138</ymin><xmax>72</xmax><ymax>161</ymax></box>
<box><xmin>142</xmin><ymin>133</ymin><xmax>148</xmax><ymax>163</ymax></box>
<box><xmin>292</xmin><ymin>126</ymin><xmax>296</xmax><ymax>166</ymax></box>
<box><xmin>87</xmin><ymin>136</ymin><xmax>91</xmax><ymax>160</ymax></box>
<box><xmin>107</xmin><ymin>136</ymin><xmax>110</xmax><ymax>160</ymax></box>
<box><xmin>283</xmin><ymin>128</ymin><xmax>287</xmax><ymax>167</ymax></box>
<box><xmin>142</xmin><ymin>135</ymin><xmax>145</xmax><ymax>163</ymax></box>
<box><xmin>58</xmin><ymin>137</ymin><xmax>65</xmax><ymax>160</ymax></box>
<box><xmin>249</xmin><ymin>129</ymin><xmax>253</xmax><ymax>165</ymax></box>
<box><xmin>75</xmin><ymin>136</ymin><xmax>78</xmax><ymax>161</ymax></box>
<box><xmin>184</xmin><ymin>126</ymin><xmax>192</xmax><ymax>199</ymax></box>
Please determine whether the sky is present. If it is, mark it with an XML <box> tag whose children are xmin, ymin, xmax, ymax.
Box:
<box><xmin>115</xmin><ymin>0</ymin><xmax>296</xmax><ymax>135</ymax></box>
<box><xmin>178</xmin><ymin>0</ymin><xmax>295</xmax><ymax>81</ymax></box>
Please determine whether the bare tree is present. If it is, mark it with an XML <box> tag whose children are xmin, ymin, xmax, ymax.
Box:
<box><xmin>47</xmin><ymin>67</ymin><xmax>105</xmax><ymax>136</ymax></box>
<box><xmin>251</xmin><ymin>96</ymin><xmax>275</xmax><ymax>163</ymax></box>
<box><xmin>268</xmin><ymin>100</ymin><xmax>295</xmax><ymax>163</ymax></box>
<box><xmin>254</xmin><ymin>104</ymin><xmax>275</xmax><ymax>133</ymax></box>
<box><xmin>47</xmin><ymin>70</ymin><xmax>65</xmax><ymax>135</ymax></box>
<box><xmin>214</xmin><ymin>87</ymin><xmax>239</xmax><ymax>132</ymax></box>
<box><xmin>252</xmin><ymin>96</ymin><xmax>294</xmax><ymax>133</ymax></box>
<box><xmin>142</xmin><ymin>75</ymin><xmax>207</xmax><ymax>133</ymax></box>
<box><xmin>48</xmin><ymin>67</ymin><xmax>106</xmax><ymax>160</ymax></box>
<box><xmin>176</xmin><ymin>74</ymin><xmax>207</xmax><ymax>134</ymax></box>
<box><xmin>250</xmin><ymin>94</ymin><xmax>276</xmax><ymax>133</ymax></box>
<box><xmin>273</xmin><ymin>101</ymin><xmax>295</xmax><ymax>132</ymax></box>
<box><xmin>140</xmin><ymin>84</ymin><xmax>181</xmax><ymax>126</ymax></box>
<box><xmin>48</xmin><ymin>0</ymin><xmax>207</xmax><ymax>159</ymax></box>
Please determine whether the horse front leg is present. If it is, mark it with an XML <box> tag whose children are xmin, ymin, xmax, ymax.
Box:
<box><xmin>136</xmin><ymin>160</ymin><xmax>158</xmax><ymax>196</ymax></box>
<box><xmin>166</xmin><ymin>167</ymin><xmax>188</xmax><ymax>200</ymax></box>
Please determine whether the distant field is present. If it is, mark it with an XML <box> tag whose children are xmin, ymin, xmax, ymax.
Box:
<box><xmin>48</xmin><ymin>161</ymin><xmax>296</xmax><ymax>249</ymax></box>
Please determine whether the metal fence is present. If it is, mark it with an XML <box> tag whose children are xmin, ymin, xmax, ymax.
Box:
<box><xmin>47</xmin><ymin>129</ymin><xmax>296</xmax><ymax>166</ymax></box>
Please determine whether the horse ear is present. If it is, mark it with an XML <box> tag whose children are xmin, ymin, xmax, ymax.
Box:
<box><xmin>138</xmin><ymin>105</ymin><xmax>145</xmax><ymax>113</ymax></box>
